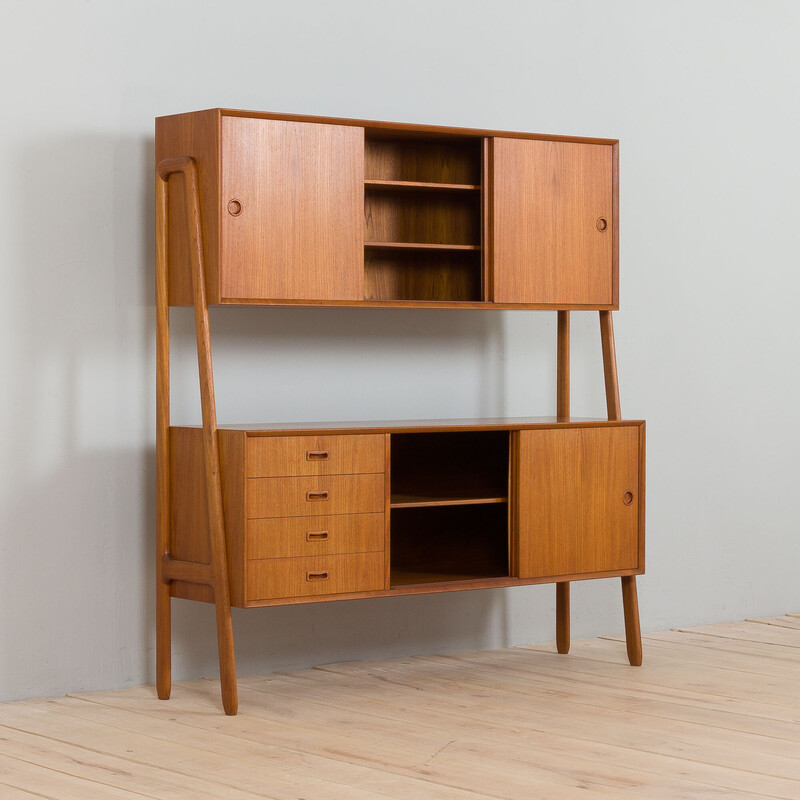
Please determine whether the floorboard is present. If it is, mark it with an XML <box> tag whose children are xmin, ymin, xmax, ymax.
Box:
<box><xmin>0</xmin><ymin>614</ymin><xmax>798</xmax><ymax>799</ymax></box>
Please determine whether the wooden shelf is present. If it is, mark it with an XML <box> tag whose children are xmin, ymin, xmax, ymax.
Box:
<box><xmin>365</xmin><ymin>179</ymin><xmax>480</xmax><ymax>192</ymax></box>
<box><xmin>390</xmin><ymin>494</ymin><xmax>507</xmax><ymax>509</ymax></box>
<box><xmin>390</xmin><ymin>571</ymin><xmax>510</xmax><ymax>587</ymax></box>
<box><xmin>365</xmin><ymin>242</ymin><xmax>480</xmax><ymax>252</ymax></box>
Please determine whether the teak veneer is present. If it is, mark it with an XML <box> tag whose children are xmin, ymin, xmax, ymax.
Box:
<box><xmin>155</xmin><ymin>109</ymin><xmax>645</xmax><ymax>714</ymax></box>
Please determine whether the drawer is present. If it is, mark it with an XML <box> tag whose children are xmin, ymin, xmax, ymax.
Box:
<box><xmin>246</xmin><ymin>474</ymin><xmax>385</xmax><ymax>519</ymax></box>
<box><xmin>247</xmin><ymin>552</ymin><xmax>385</xmax><ymax>600</ymax></box>
<box><xmin>247</xmin><ymin>513</ymin><xmax>384</xmax><ymax>559</ymax></box>
<box><xmin>245</xmin><ymin>434</ymin><xmax>384</xmax><ymax>477</ymax></box>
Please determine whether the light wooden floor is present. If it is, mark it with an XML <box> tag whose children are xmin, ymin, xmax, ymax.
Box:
<box><xmin>1</xmin><ymin>616</ymin><xmax>799</xmax><ymax>799</ymax></box>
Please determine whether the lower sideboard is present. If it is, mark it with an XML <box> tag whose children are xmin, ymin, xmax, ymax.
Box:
<box><xmin>168</xmin><ymin>418</ymin><xmax>645</xmax><ymax>608</ymax></box>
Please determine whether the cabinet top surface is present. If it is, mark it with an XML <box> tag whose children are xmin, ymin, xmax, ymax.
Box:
<box><xmin>155</xmin><ymin>108</ymin><xmax>618</xmax><ymax>146</ymax></box>
<box><xmin>177</xmin><ymin>417</ymin><xmax>644</xmax><ymax>435</ymax></box>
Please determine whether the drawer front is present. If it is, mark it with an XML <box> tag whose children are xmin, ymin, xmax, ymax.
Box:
<box><xmin>246</xmin><ymin>474</ymin><xmax>385</xmax><ymax>519</ymax></box>
<box><xmin>247</xmin><ymin>513</ymin><xmax>384</xmax><ymax>559</ymax></box>
<box><xmin>246</xmin><ymin>434</ymin><xmax>385</xmax><ymax>477</ymax></box>
<box><xmin>247</xmin><ymin>552</ymin><xmax>385</xmax><ymax>600</ymax></box>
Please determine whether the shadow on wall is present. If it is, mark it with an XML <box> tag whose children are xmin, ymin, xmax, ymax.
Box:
<box><xmin>0</xmin><ymin>133</ymin><xmax>158</xmax><ymax>700</ymax></box>
<box><xmin>2</xmin><ymin>130</ymin><xmax>560</xmax><ymax>701</ymax></box>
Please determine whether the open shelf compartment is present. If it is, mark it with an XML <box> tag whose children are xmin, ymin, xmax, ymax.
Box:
<box><xmin>364</xmin><ymin>130</ymin><xmax>484</xmax><ymax>303</ymax></box>
<box><xmin>389</xmin><ymin>431</ymin><xmax>510</xmax><ymax>586</ymax></box>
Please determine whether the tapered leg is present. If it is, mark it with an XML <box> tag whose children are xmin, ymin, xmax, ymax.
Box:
<box><xmin>158</xmin><ymin>157</ymin><xmax>239</xmax><ymax>715</ymax></box>
<box><xmin>215</xmin><ymin>601</ymin><xmax>238</xmax><ymax>715</ymax></box>
<box><xmin>621</xmin><ymin>575</ymin><xmax>642</xmax><ymax>666</ymax></box>
<box><xmin>156</xmin><ymin>583</ymin><xmax>171</xmax><ymax>698</ymax></box>
<box><xmin>556</xmin><ymin>582</ymin><xmax>570</xmax><ymax>654</ymax></box>
<box><xmin>601</xmin><ymin>312</ymin><xmax>642</xmax><ymax>666</ymax></box>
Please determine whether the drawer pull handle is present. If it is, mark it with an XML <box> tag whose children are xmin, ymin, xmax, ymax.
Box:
<box><xmin>623</xmin><ymin>491</ymin><xmax>634</xmax><ymax>506</ymax></box>
<box><xmin>306</xmin><ymin>530</ymin><xmax>330</xmax><ymax>541</ymax></box>
<box><xmin>306</xmin><ymin>571</ymin><xmax>329</xmax><ymax>582</ymax></box>
<box><xmin>306</xmin><ymin>490</ymin><xmax>329</xmax><ymax>502</ymax></box>
<box><xmin>306</xmin><ymin>450</ymin><xmax>329</xmax><ymax>461</ymax></box>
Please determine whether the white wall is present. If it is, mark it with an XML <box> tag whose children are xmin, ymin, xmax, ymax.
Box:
<box><xmin>1</xmin><ymin>0</ymin><xmax>799</xmax><ymax>702</ymax></box>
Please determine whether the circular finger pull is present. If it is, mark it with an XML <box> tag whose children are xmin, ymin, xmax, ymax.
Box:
<box><xmin>596</xmin><ymin>217</ymin><xmax>608</xmax><ymax>232</ymax></box>
<box><xmin>623</xmin><ymin>491</ymin><xmax>634</xmax><ymax>505</ymax></box>
<box><xmin>228</xmin><ymin>199</ymin><xmax>242</xmax><ymax>216</ymax></box>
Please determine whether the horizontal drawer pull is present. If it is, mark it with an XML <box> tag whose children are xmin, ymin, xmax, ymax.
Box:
<box><xmin>306</xmin><ymin>571</ymin><xmax>329</xmax><ymax>581</ymax></box>
<box><xmin>306</xmin><ymin>530</ymin><xmax>330</xmax><ymax>541</ymax></box>
<box><xmin>306</xmin><ymin>490</ymin><xmax>329</xmax><ymax>502</ymax></box>
<box><xmin>306</xmin><ymin>450</ymin><xmax>329</xmax><ymax>461</ymax></box>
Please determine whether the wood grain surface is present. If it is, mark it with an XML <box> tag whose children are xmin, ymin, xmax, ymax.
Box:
<box><xmin>1</xmin><ymin>616</ymin><xmax>795</xmax><ymax>799</ymax></box>
<box><xmin>517</xmin><ymin>425</ymin><xmax>641</xmax><ymax>578</ymax></box>
<box><xmin>245</xmin><ymin>434</ymin><xmax>385</xmax><ymax>478</ymax></box>
<box><xmin>492</xmin><ymin>138</ymin><xmax>614</xmax><ymax>305</ymax></box>
<box><xmin>247</xmin><ymin>552</ymin><xmax>385</xmax><ymax>600</ymax></box>
<box><xmin>246</xmin><ymin>513</ymin><xmax>384</xmax><ymax>560</ymax></box>
<box><xmin>245</xmin><ymin>474</ymin><xmax>385</xmax><ymax>519</ymax></box>
<box><xmin>220</xmin><ymin>116</ymin><xmax>364</xmax><ymax>301</ymax></box>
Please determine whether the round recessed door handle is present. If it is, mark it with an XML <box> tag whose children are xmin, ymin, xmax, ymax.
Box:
<box><xmin>227</xmin><ymin>198</ymin><xmax>242</xmax><ymax>216</ymax></box>
<box><xmin>596</xmin><ymin>217</ymin><xmax>608</xmax><ymax>232</ymax></box>
<box><xmin>622</xmin><ymin>491</ymin><xmax>634</xmax><ymax>506</ymax></box>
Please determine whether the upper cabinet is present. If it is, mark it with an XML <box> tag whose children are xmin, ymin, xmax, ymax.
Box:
<box><xmin>156</xmin><ymin>110</ymin><xmax>618</xmax><ymax>308</ymax></box>
<box><xmin>491</xmin><ymin>138</ymin><xmax>616</xmax><ymax>306</ymax></box>
<box><xmin>157</xmin><ymin>110</ymin><xmax>363</xmax><ymax>305</ymax></box>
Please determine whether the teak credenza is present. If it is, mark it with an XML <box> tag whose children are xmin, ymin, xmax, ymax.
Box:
<box><xmin>155</xmin><ymin>109</ymin><xmax>645</xmax><ymax>715</ymax></box>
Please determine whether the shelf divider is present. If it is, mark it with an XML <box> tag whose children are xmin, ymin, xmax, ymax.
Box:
<box><xmin>390</xmin><ymin>494</ymin><xmax>508</xmax><ymax>509</ymax></box>
<box><xmin>365</xmin><ymin>242</ymin><xmax>481</xmax><ymax>252</ymax></box>
<box><xmin>365</xmin><ymin>179</ymin><xmax>481</xmax><ymax>192</ymax></box>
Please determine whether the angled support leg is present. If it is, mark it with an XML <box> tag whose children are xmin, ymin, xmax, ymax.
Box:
<box><xmin>600</xmin><ymin>310</ymin><xmax>642</xmax><ymax>667</ymax></box>
<box><xmin>156</xmin><ymin>158</ymin><xmax>238</xmax><ymax>715</ymax></box>
<box><xmin>555</xmin><ymin>311</ymin><xmax>570</xmax><ymax>653</ymax></box>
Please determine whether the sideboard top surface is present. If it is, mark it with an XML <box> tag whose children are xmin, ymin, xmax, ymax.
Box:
<box><xmin>175</xmin><ymin>417</ymin><xmax>645</xmax><ymax>435</ymax></box>
<box><xmin>156</xmin><ymin>108</ymin><xmax>619</xmax><ymax>147</ymax></box>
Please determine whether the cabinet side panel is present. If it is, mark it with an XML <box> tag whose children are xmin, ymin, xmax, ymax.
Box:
<box><xmin>492</xmin><ymin>138</ymin><xmax>613</xmax><ymax>306</ymax></box>
<box><xmin>221</xmin><ymin>117</ymin><xmax>364</xmax><ymax>301</ymax></box>
<box><xmin>169</xmin><ymin>428</ymin><xmax>211</xmax><ymax>565</ymax></box>
<box><xmin>155</xmin><ymin>111</ymin><xmax>221</xmax><ymax>305</ymax></box>
<box><xmin>168</xmin><ymin>428</ymin><xmax>245</xmax><ymax>604</ymax></box>
<box><xmin>219</xmin><ymin>430</ymin><xmax>246</xmax><ymax>607</ymax></box>
<box><xmin>169</xmin><ymin>428</ymin><xmax>213</xmax><ymax>602</ymax></box>
<box><xmin>518</xmin><ymin>426</ymin><xmax>639</xmax><ymax>578</ymax></box>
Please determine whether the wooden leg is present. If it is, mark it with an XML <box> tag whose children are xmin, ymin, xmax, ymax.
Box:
<box><xmin>621</xmin><ymin>575</ymin><xmax>642</xmax><ymax>666</ymax></box>
<box><xmin>184</xmin><ymin>160</ymin><xmax>238</xmax><ymax>716</ymax></box>
<box><xmin>155</xmin><ymin>175</ymin><xmax>172</xmax><ymax>701</ymax></box>
<box><xmin>157</xmin><ymin>158</ymin><xmax>239</xmax><ymax>715</ymax></box>
<box><xmin>156</xmin><ymin>583</ymin><xmax>171</xmax><ymax>699</ymax></box>
<box><xmin>556</xmin><ymin>311</ymin><xmax>570</xmax><ymax>419</ymax></box>
<box><xmin>601</xmin><ymin>311</ymin><xmax>642</xmax><ymax>665</ymax></box>
<box><xmin>599</xmin><ymin>310</ymin><xmax>621</xmax><ymax>421</ymax></box>
<box><xmin>556</xmin><ymin>582</ymin><xmax>570</xmax><ymax>654</ymax></box>
<box><xmin>215</xmin><ymin>600</ymin><xmax>238</xmax><ymax>714</ymax></box>
<box><xmin>555</xmin><ymin>312</ymin><xmax>571</xmax><ymax>654</ymax></box>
